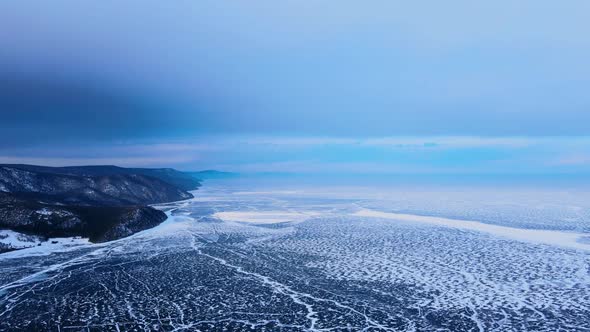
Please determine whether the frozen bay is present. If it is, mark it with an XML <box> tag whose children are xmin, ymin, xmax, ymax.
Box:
<box><xmin>1</xmin><ymin>180</ymin><xmax>589</xmax><ymax>331</ymax></box>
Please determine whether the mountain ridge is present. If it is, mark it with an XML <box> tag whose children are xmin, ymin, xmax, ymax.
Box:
<box><xmin>0</xmin><ymin>164</ymin><xmax>201</xmax><ymax>252</ymax></box>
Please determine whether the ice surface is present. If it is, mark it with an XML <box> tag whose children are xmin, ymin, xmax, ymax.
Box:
<box><xmin>214</xmin><ymin>211</ymin><xmax>320</xmax><ymax>224</ymax></box>
<box><xmin>354</xmin><ymin>209</ymin><xmax>590</xmax><ymax>251</ymax></box>
<box><xmin>0</xmin><ymin>182</ymin><xmax>589</xmax><ymax>331</ymax></box>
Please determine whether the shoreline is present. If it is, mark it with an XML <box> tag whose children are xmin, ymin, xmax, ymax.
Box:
<box><xmin>0</xmin><ymin>189</ymin><xmax>201</xmax><ymax>258</ymax></box>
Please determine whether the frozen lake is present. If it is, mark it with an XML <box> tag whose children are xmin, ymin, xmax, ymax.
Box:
<box><xmin>1</xmin><ymin>180</ymin><xmax>589</xmax><ymax>331</ymax></box>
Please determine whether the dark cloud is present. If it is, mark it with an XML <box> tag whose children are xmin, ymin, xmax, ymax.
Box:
<box><xmin>0</xmin><ymin>75</ymin><xmax>165</xmax><ymax>145</ymax></box>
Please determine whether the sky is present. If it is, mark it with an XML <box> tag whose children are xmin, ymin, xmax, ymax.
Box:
<box><xmin>0</xmin><ymin>1</ymin><xmax>589</xmax><ymax>179</ymax></box>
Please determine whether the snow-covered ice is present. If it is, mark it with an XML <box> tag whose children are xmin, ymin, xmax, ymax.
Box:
<box><xmin>214</xmin><ymin>211</ymin><xmax>320</xmax><ymax>224</ymax></box>
<box><xmin>354</xmin><ymin>209</ymin><xmax>590</xmax><ymax>251</ymax></box>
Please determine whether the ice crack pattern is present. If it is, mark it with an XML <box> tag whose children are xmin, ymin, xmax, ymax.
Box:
<box><xmin>1</xmin><ymin>183</ymin><xmax>589</xmax><ymax>331</ymax></box>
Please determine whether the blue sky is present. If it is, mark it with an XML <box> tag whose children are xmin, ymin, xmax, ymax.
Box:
<box><xmin>0</xmin><ymin>1</ymin><xmax>589</xmax><ymax>177</ymax></box>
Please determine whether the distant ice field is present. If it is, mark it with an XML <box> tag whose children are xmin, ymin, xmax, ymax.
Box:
<box><xmin>1</xmin><ymin>179</ymin><xmax>589</xmax><ymax>331</ymax></box>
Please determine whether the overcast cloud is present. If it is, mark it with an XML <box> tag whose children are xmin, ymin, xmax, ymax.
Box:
<box><xmin>0</xmin><ymin>1</ymin><xmax>589</xmax><ymax>176</ymax></box>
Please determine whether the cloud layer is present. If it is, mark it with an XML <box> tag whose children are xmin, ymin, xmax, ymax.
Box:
<box><xmin>1</xmin><ymin>1</ymin><xmax>590</xmax><ymax>145</ymax></box>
